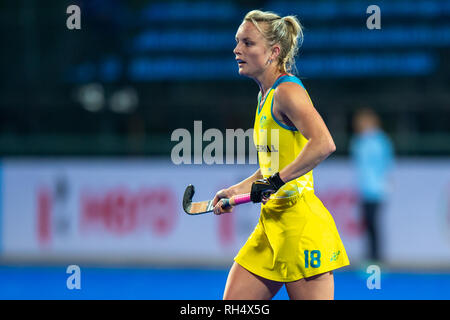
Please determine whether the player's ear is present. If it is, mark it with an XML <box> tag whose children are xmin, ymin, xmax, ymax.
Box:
<box><xmin>271</xmin><ymin>44</ymin><xmax>281</xmax><ymax>61</ymax></box>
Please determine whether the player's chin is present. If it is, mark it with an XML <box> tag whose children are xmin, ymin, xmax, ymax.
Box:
<box><xmin>238</xmin><ymin>64</ymin><xmax>261</xmax><ymax>79</ymax></box>
<box><xmin>237</xmin><ymin>68</ymin><xmax>246</xmax><ymax>76</ymax></box>
<box><xmin>237</xmin><ymin>64</ymin><xmax>250</xmax><ymax>76</ymax></box>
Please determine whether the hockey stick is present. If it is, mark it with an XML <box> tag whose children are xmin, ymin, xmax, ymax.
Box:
<box><xmin>182</xmin><ymin>184</ymin><xmax>252</xmax><ymax>215</ymax></box>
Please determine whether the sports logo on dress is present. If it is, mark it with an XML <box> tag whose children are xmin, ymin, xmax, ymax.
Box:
<box><xmin>259</xmin><ymin>115</ymin><xmax>268</xmax><ymax>127</ymax></box>
<box><xmin>330</xmin><ymin>250</ymin><xmax>341</xmax><ymax>262</ymax></box>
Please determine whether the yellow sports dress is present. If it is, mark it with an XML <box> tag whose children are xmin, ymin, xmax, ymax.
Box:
<box><xmin>234</xmin><ymin>74</ymin><xmax>350</xmax><ymax>282</ymax></box>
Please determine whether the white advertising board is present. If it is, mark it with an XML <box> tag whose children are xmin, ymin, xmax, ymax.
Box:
<box><xmin>1</xmin><ymin>158</ymin><xmax>449</xmax><ymax>268</ymax></box>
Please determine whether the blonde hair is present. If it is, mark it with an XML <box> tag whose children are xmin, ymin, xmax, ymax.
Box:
<box><xmin>243</xmin><ymin>10</ymin><xmax>303</xmax><ymax>74</ymax></box>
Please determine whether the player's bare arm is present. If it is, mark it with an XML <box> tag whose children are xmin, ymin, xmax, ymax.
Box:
<box><xmin>274</xmin><ymin>82</ymin><xmax>336</xmax><ymax>184</ymax></box>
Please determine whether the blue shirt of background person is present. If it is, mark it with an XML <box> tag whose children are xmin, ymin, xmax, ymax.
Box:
<box><xmin>350</xmin><ymin>109</ymin><xmax>394</xmax><ymax>202</ymax></box>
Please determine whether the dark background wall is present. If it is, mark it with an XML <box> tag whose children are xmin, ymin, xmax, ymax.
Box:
<box><xmin>1</xmin><ymin>0</ymin><xmax>449</xmax><ymax>156</ymax></box>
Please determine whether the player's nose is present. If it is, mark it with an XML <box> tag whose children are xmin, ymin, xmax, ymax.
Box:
<box><xmin>233</xmin><ymin>43</ymin><xmax>241</xmax><ymax>56</ymax></box>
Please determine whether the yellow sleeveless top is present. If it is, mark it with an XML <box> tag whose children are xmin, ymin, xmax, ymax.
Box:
<box><xmin>253</xmin><ymin>75</ymin><xmax>314</xmax><ymax>198</ymax></box>
<box><xmin>236</xmin><ymin>74</ymin><xmax>350</xmax><ymax>282</ymax></box>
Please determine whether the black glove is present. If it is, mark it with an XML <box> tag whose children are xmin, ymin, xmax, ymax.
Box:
<box><xmin>250</xmin><ymin>172</ymin><xmax>285</xmax><ymax>203</ymax></box>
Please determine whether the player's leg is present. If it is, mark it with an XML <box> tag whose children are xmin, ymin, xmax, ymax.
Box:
<box><xmin>285</xmin><ymin>271</ymin><xmax>334</xmax><ymax>300</ymax></box>
<box><xmin>363</xmin><ymin>201</ymin><xmax>379</xmax><ymax>261</ymax></box>
<box><xmin>223</xmin><ymin>262</ymin><xmax>283</xmax><ymax>300</ymax></box>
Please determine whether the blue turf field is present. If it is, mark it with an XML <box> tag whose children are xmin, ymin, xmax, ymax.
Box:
<box><xmin>0</xmin><ymin>265</ymin><xmax>449</xmax><ymax>300</ymax></box>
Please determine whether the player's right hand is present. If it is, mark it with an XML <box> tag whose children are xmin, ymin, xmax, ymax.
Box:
<box><xmin>212</xmin><ymin>188</ymin><xmax>234</xmax><ymax>215</ymax></box>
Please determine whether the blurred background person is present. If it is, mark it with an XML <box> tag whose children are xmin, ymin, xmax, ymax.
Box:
<box><xmin>350</xmin><ymin>107</ymin><xmax>394</xmax><ymax>264</ymax></box>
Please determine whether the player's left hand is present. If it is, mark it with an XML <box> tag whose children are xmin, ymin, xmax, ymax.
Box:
<box><xmin>250</xmin><ymin>172</ymin><xmax>285</xmax><ymax>204</ymax></box>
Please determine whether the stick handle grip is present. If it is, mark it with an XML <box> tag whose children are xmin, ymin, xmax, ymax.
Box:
<box><xmin>221</xmin><ymin>193</ymin><xmax>251</xmax><ymax>209</ymax></box>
